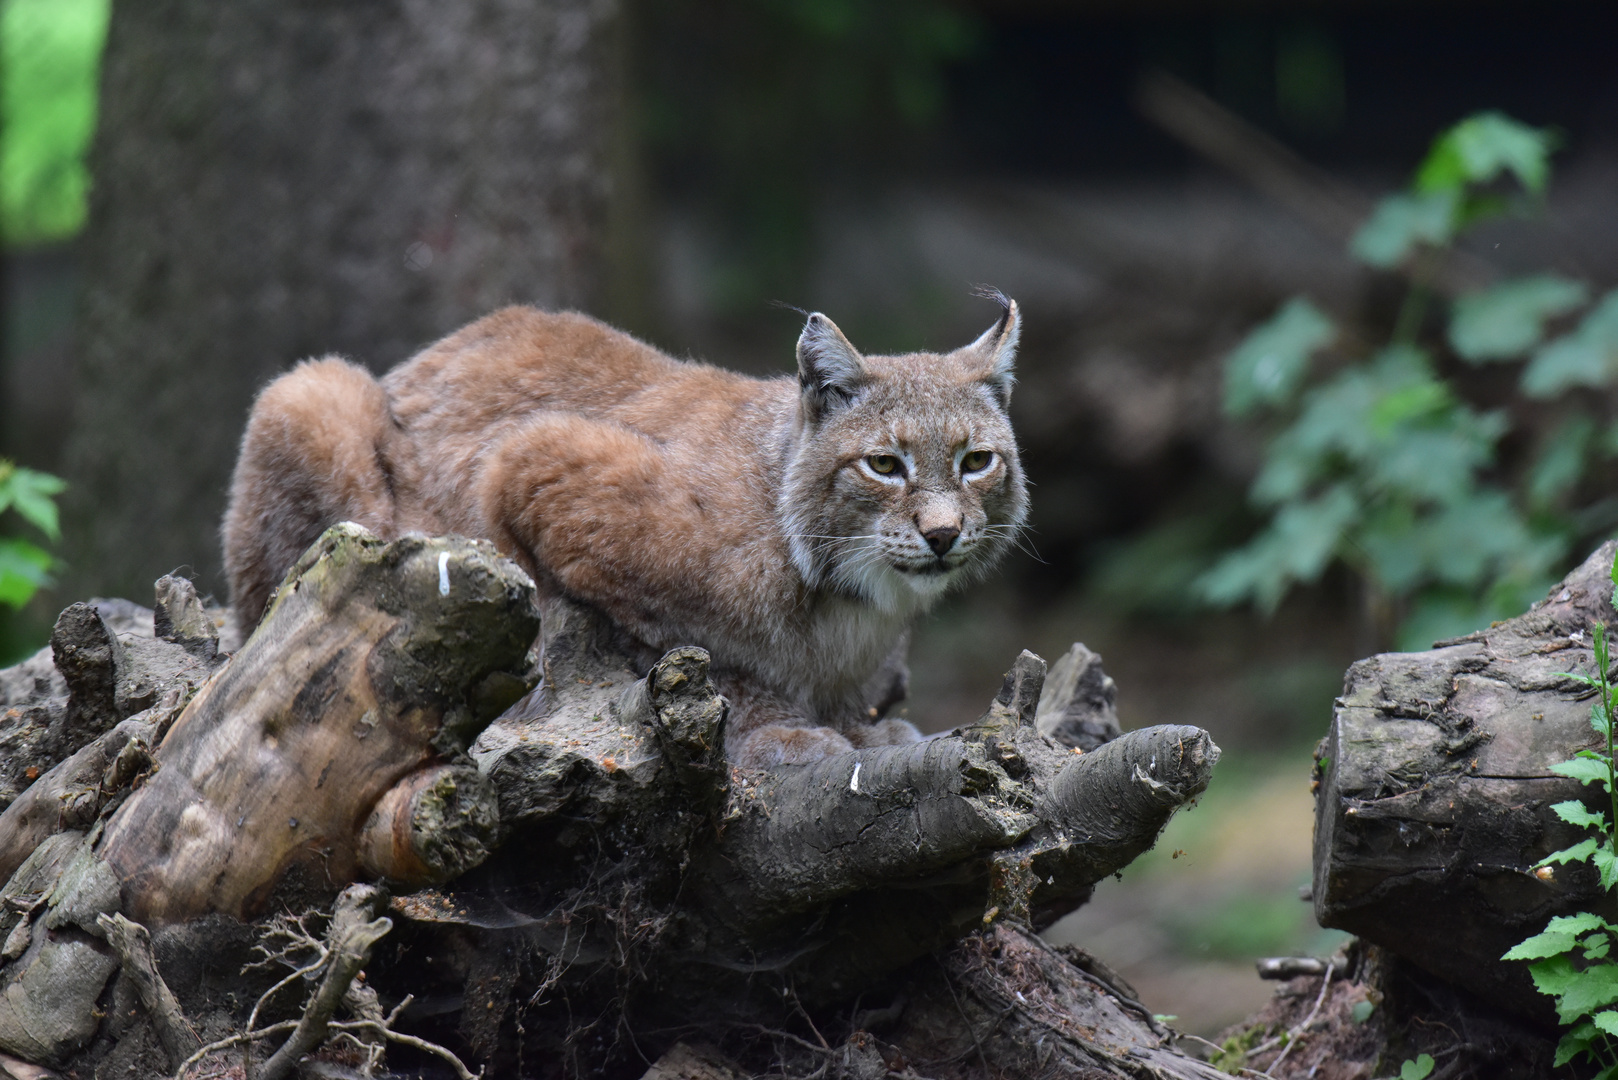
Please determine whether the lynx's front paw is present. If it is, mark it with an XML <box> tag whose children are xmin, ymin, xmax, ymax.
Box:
<box><xmin>733</xmin><ymin>724</ymin><xmax>855</xmax><ymax>768</ymax></box>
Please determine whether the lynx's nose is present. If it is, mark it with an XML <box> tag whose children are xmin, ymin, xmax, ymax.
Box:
<box><xmin>922</xmin><ymin>525</ymin><xmax>960</xmax><ymax>557</ymax></box>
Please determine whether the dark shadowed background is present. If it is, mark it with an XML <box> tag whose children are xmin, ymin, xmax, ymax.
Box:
<box><xmin>4</xmin><ymin>0</ymin><xmax>1616</xmax><ymax>1034</ymax></box>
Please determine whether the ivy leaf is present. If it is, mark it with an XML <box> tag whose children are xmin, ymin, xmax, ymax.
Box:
<box><xmin>1416</xmin><ymin>111</ymin><xmax>1556</xmax><ymax>195</ymax></box>
<box><xmin>1350</xmin><ymin>191</ymin><xmax>1456</xmax><ymax>269</ymax></box>
<box><xmin>1450</xmin><ymin>276</ymin><xmax>1589</xmax><ymax>363</ymax></box>
<box><xmin>1522</xmin><ymin>290</ymin><xmax>1618</xmax><ymax>399</ymax></box>
<box><xmin>1224</xmin><ymin>297</ymin><xmax>1336</xmax><ymax>417</ymax></box>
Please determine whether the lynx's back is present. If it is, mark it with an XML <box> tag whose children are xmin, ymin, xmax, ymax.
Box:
<box><xmin>224</xmin><ymin>297</ymin><xmax>1029</xmax><ymax>766</ymax></box>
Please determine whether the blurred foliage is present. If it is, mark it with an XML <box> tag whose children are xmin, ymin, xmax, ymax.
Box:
<box><xmin>1201</xmin><ymin>112</ymin><xmax>1617</xmax><ymax>650</ymax></box>
<box><xmin>0</xmin><ymin>459</ymin><xmax>64</xmax><ymax>611</ymax></box>
<box><xmin>1168</xmin><ymin>890</ymin><xmax>1315</xmax><ymax>960</ymax></box>
<box><xmin>637</xmin><ymin>0</ymin><xmax>980</xmax><ymax>317</ymax></box>
<box><xmin>0</xmin><ymin>0</ymin><xmax>109</xmax><ymax>247</ymax></box>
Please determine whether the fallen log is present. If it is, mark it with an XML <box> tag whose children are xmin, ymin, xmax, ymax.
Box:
<box><xmin>0</xmin><ymin>524</ymin><xmax>1226</xmax><ymax>1078</ymax></box>
<box><xmin>1314</xmin><ymin>540</ymin><xmax>1618</xmax><ymax>1024</ymax></box>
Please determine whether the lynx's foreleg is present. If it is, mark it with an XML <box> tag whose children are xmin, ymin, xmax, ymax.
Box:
<box><xmin>223</xmin><ymin>358</ymin><xmax>402</xmax><ymax>632</ymax></box>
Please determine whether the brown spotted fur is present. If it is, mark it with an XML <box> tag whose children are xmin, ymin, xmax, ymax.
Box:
<box><xmin>222</xmin><ymin>300</ymin><xmax>1028</xmax><ymax>766</ymax></box>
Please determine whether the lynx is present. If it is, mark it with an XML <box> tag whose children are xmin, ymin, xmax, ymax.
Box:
<box><xmin>223</xmin><ymin>295</ymin><xmax>1028</xmax><ymax>767</ymax></box>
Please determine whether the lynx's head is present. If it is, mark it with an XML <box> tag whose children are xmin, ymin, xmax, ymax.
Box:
<box><xmin>779</xmin><ymin>292</ymin><xmax>1029</xmax><ymax>614</ymax></box>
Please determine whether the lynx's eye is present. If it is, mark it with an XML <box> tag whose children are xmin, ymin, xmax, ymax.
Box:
<box><xmin>961</xmin><ymin>449</ymin><xmax>994</xmax><ymax>474</ymax></box>
<box><xmin>866</xmin><ymin>454</ymin><xmax>902</xmax><ymax>476</ymax></box>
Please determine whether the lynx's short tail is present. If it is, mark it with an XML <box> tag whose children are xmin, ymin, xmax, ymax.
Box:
<box><xmin>223</xmin><ymin>357</ymin><xmax>401</xmax><ymax>633</ymax></box>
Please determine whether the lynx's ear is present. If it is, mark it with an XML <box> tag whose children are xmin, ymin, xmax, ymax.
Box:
<box><xmin>797</xmin><ymin>312</ymin><xmax>868</xmax><ymax>418</ymax></box>
<box><xmin>965</xmin><ymin>289</ymin><xmax>1020</xmax><ymax>408</ymax></box>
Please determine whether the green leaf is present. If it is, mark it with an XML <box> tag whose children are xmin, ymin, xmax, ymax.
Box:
<box><xmin>1561</xmin><ymin>962</ymin><xmax>1618</xmax><ymax>1025</ymax></box>
<box><xmin>1522</xmin><ymin>290</ymin><xmax>1618</xmax><ymax>398</ymax></box>
<box><xmin>1416</xmin><ymin>111</ymin><xmax>1556</xmax><ymax>195</ymax></box>
<box><xmin>0</xmin><ymin>536</ymin><xmax>53</xmax><ymax>609</ymax></box>
<box><xmin>1543</xmin><ymin>838</ymin><xmax>1601</xmax><ymax>866</ymax></box>
<box><xmin>1505</xmin><ymin>930</ymin><xmax>1578</xmax><ymax>961</ymax></box>
<box><xmin>1594</xmin><ymin>1010</ymin><xmax>1618</xmax><ymax>1036</ymax></box>
<box><xmin>1350</xmin><ymin>1000</ymin><xmax>1374</xmax><ymax>1024</ymax></box>
<box><xmin>1</xmin><ymin>0</ymin><xmax>111</xmax><ymax>247</ymax></box>
<box><xmin>1399</xmin><ymin>1054</ymin><xmax>1435</xmax><ymax>1080</ymax></box>
<box><xmin>1554</xmin><ymin>800</ymin><xmax>1611</xmax><ymax>832</ymax></box>
<box><xmin>1596</xmin><ymin>846</ymin><xmax>1618</xmax><ymax>891</ymax></box>
<box><xmin>1528</xmin><ymin>416</ymin><xmax>1596</xmax><ymax>508</ymax></box>
<box><xmin>1224</xmin><ymin>297</ymin><xmax>1336</xmax><ymax>417</ymax></box>
<box><xmin>1195</xmin><ymin>486</ymin><xmax>1358</xmax><ymax>613</ymax></box>
<box><xmin>0</xmin><ymin>464</ymin><xmax>65</xmax><ymax>540</ymax></box>
<box><xmin>1350</xmin><ymin>191</ymin><xmax>1456</xmax><ymax>269</ymax></box>
<box><xmin>1556</xmin><ymin>755</ymin><xmax>1615</xmax><ymax>787</ymax></box>
<box><xmin>1450</xmin><ymin>275</ymin><xmax>1589</xmax><ymax>362</ymax></box>
<box><xmin>1555</xmin><ymin>1020</ymin><xmax>1599</xmax><ymax>1067</ymax></box>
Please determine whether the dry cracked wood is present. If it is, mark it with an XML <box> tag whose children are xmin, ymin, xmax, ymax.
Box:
<box><xmin>431</xmin><ymin>594</ymin><xmax>1220</xmax><ymax>1050</ymax></box>
<box><xmin>99</xmin><ymin>525</ymin><xmax>538</xmax><ymax>925</ymax></box>
<box><xmin>0</xmin><ymin>525</ymin><xmax>1221</xmax><ymax>1077</ymax></box>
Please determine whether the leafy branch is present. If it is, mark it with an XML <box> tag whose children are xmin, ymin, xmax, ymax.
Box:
<box><xmin>1502</xmin><ymin>550</ymin><xmax>1618</xmax><ymax>1077</ymax></box>
<box><xmin>1203</xmin><ymin>111</ymin><xmax>1618</xmax><ymax>649</ymax></box>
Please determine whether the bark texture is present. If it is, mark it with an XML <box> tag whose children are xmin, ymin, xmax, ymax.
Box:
<box><xmin>66</xmin><ymin>0</ymin><xmax>622</xmax><ymax>600</ymax></box>
<box><xmin>0</xmin><ymin>525</ymin><xmax>1225</xmax><ymax>1078</ymax></box>
<box><xmin>1314</xmin><ymin>541</ymin><xmax>1618</xmax><ymax>1024</ymax></box>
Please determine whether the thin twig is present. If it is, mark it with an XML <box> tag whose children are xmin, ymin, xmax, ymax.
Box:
<box><xmin>173</xmin><ymin>1020</ymin><xmax>299</xmax><ymax>1079</ymax></box>
<box><xmin>328</xmin><ymin>1020</ymin><xmax>482</xmax><ymax>1080</ymax></box>
<box><xmin>1264</xmin><ymin>967</ymin><xmax>1334</xmax><ymax>1076</ymax></box>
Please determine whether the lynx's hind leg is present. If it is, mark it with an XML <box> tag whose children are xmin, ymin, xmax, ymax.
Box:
<box><xmin>223</xmin><ymin>357</ymin><xmax>400</xmax><ymax>632</ymax></box>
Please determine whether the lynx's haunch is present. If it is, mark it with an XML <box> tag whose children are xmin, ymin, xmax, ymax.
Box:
<box><xmin>223</xmin><ymin>297</ymin><xmax>1028</xmax><ymax>767</ymax></box>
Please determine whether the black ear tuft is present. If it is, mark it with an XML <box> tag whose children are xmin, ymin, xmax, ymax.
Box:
<box><xmin>967</xmin><ymin>287</ymin><xmax>1020</xmax><ymax>408</ymax></box>
<box><xmin>796</xmin><ymin>313</ymin><xmax>867</xmax><ymax>418</ymax></box>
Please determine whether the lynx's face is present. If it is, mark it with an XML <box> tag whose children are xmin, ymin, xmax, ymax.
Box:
<box><xmin>780</xmin><ymin>296</ymin><xmax>1029</xmax><ymax>613</ymax></box>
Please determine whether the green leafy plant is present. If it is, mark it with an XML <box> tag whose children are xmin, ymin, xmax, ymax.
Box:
<box><xmin>1398</xmin><ymin>1053</ymin><xmax>1435</xmax><ymax>1080</ymax></box>
<box><xmin>1202</xmin><ymin>111</ymin><xmax>1618</xmax><ymax>649</ymax></box>
<box><xmin>0</xmin><ymin>459</ymin><xmax>65</xmax><ymax>608</ymax></box>
<box><xmin>0</xmin><ymin>0</ymin><xmax>110</xmax><ymax>247</ymax></box>
<box><xmin>1501</xmin><ymin>551</ymin><xmax>1618</xmax><ymax>1075</ymax></box>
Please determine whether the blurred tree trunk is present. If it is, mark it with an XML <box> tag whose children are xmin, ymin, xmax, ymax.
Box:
<box><xmin>62</xmin><ymin>0</ymin><xmax>624</xmax><ymax>602</ymax></box>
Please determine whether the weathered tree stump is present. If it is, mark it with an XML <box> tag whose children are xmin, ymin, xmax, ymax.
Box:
<box><xmin>0</xmin><ymin>524</ymin><xmax>1226</xmax><ymax>1078</ymax></box>
<box><xmin>1314</xmin><ymin>540</ymin><xmax>1618</xmax><ymax>1024</ymax></box>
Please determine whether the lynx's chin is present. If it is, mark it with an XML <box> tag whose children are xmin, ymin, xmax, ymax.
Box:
<box><xmin>833</xmin><ymin>553</ymin><xmax>959</xmax><ymax>615</ymax></box>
